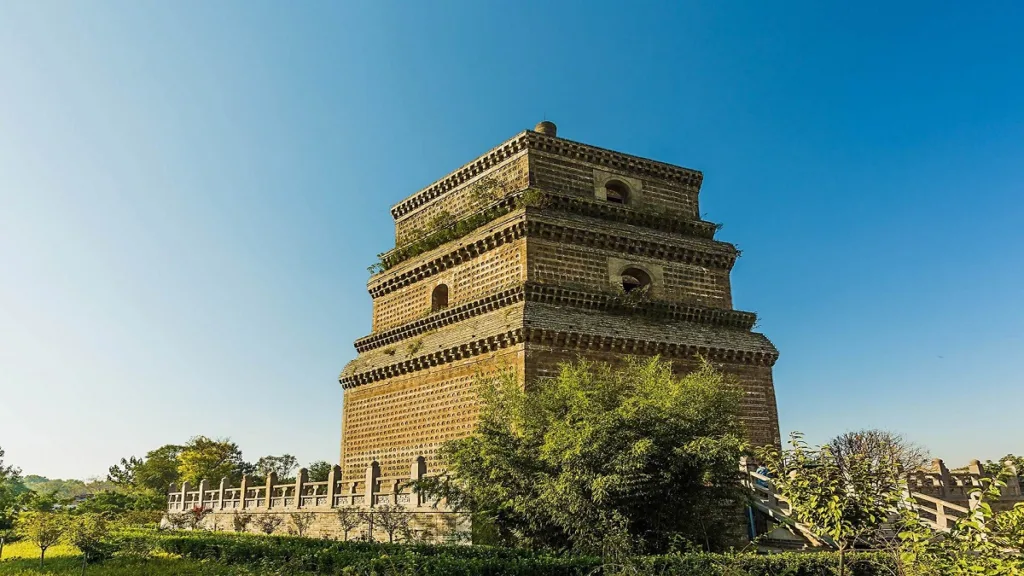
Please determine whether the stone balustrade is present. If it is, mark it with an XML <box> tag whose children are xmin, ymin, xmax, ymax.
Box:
<box><xmin>168</xmin><ymin>456</ymin><xmax>434</xmax><ymax>514</ymax></box>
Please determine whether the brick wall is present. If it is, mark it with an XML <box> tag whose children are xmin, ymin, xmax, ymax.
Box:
<box><xmin>372</xmin><ymin>238</ymin><xmax>527</xmax><ymax>332</ymax></box>
<box><xmin>342</xmin><ymin>345</ymin><xmax>525</xmax><ymax>479</ymax></box>
<box><xmin>393</xmin><ymin>154</ymin><xmax>529</xmax><ymax>245</ymax></box>
<box><xmin>526</xmin><ymin>237</ymin><xmax>733</xmax><ymax>309</ymax></box>
<box><xmin>530</xmin><ymin>151</ymin><xmax>700</xmax><ymax>219</ymax></box>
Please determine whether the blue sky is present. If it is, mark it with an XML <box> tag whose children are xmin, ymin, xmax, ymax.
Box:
<box><xmin>1</xmin><ymin>1</ymin><xmax>1021</xmax><ymax>480</ymax></box>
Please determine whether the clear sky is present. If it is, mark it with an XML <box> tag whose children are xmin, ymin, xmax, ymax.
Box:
<box><xmin>1</xmin><ymin>1</ymin><xmax>1021</xmax><ymax>480</ymax></box>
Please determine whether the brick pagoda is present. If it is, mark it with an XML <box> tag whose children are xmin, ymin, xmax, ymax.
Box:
<box><xmin>339</xmin><ymin>121</ymin><xmax>780</xmax><ymax>480</ymax></box>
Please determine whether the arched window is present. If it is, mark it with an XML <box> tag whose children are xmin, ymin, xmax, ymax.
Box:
<box><xmin>431</xmin><ymin>284</ymin><xmax>449</xmax><ymax>312</ymax></box>
<box><xmin>605</xmin><ymin>180</ymin><xmax>630</xmax><ymax>205</ymax></box>
<box><xmin>620</xmin><ymin>267</ymin><xmax>651</xmax><ymax>294</ymax></box>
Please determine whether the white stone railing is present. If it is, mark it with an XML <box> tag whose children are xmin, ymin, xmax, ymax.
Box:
<box><xmin>168</xmin><ymin>456</ymin><xmax>435</xmax><ymax>513</ymax></box>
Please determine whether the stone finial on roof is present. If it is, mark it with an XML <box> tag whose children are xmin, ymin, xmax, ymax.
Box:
<box><xmin>534</xmin><ymin>120</ymin><xmax>557</xmax><ymax>137</ymax></box>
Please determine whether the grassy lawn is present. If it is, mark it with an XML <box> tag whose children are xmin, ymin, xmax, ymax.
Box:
<box><xmin>0</xmin><ymin>540</ymin><xmax>311</xmax><ymax>575</ymax></box>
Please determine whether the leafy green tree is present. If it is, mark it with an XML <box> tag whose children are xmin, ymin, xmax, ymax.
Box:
<box><xmin>108</xmin><ymin>444</ymin><xmax>182</xmax><ymax>494</ymax></box>
<box><xmin>177</xmin><ymin>437</ymin><xmax>246</xmax><ymax>485</ymax></box>
<box><xmin>18</xmin><ymin>511</ymin><xmax>66</xmax><ymax>568</ymax></box>
<box><xmin>0</xmin><ymin>446</ymin><xmax>31</xmax><ymax>560</ymax></box>
<box><xmin>307</xmin><ymin>461</ymin><xmax>332</xmax><ymax>482</ymax></box>
<box><xmin>420</xmin><ymin>357</ymin><xmax>747</xmax><ymax>554</ymax></box>
<box><xmin>757</xmin><ymin>432</ymin><xmax>904</xmax><ymax>576</ymax></box>
<box><xmin>66</xmin><ymin>513</ymin><xmax>112</xmax><ymax>571</ymax></box>
<box><xmin>254</xmin><ymin>455</ymin><xmax>298</xmax><ymax>482</ymax></box>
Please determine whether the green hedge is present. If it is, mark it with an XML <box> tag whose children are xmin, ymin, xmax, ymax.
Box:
<box><xmin>120</xmin><ymin>530</ymin><xmax>894</xmax><ymax>576</ymax></box>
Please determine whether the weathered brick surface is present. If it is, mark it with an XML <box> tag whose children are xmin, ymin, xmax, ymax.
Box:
<box><xmin>394</xmin><ymin>154</ymin><xmax>529</xmax><ymax>245</ymax></box>
<box><xmin>342</xmin><ymin>344</ymin><xmax>524</xmax><ymax>479</ymax></box>
<box><xmin>342</xmin><ymin>125</ymin><xmax>781</xmax><ymax>479</ymax></box>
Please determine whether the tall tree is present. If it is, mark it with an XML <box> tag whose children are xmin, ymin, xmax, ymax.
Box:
<box><xmin>307</xmin><ymin>461</ymin><xmax>332</xmax><ymax>482</ymax></box>
<box><xmin>420</xmin><ymin>357</ymin><xmax>747</xmax><ymax>554</ymax></box>
<box><xmin>253</xmin><ymin>455</ymin><xmax>299</xmax><ymax>481</ymax></box>
<box><xmin>177</xmin><ymin>437</ymin><xmax>246</xmax><ymax>485</ymax></box>
<box><xmin>109</xmin><ymin>444</ymin><xmax>183</xmax><ymax>493</ymax></box>
<box><xmin>828</xmin><ymin>429</ymin><xmax>928</xmax><ymax>474</ymax></box>
<box><xmin>0</xmin><ymin>446</ymin><xmax>30</xmax><ymax>557</ymax></box>
<box><xmin>758</xmin><ymin>433</ymin><xmax>905</xmax><ymax>576</ymax></box>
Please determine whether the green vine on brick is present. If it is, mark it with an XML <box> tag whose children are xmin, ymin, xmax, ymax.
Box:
<box><xmin>367</xmin><ymin>189</ymin><xmax>547</xmax><ymax>275</ymax></box>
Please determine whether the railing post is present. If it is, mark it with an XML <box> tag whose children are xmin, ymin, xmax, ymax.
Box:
<box><xmin>934</xmin><ymin>500</ymin><xmax>947</xmax><ymax>530</ymax></box>
<box><xmin>327</xmin><ymin>465</ymin><xmax>341</xmax><ymax>508</ymax></box>
<box><xmin>295</xmin><ymin>468</ymin><xmax>308</xmax><ymax>508</ymax></box>
<box><xmin>218</xmin><ymin>477</ymin><xmax>228</xmax><ymax>510</ymax></box>
<box><xmin>1004</xmin><ymin>461</ymin><xmax>1021</xmax><ymax>496</ymax></box>
<box><xmin>365</xmin><ymin>461</ymin><xmax>380</xmax><ymax>507</ymax></box>
<box><xmin>197</xmin><ymin>479</ymin><xmax>209</xmax><ymax>509</ymax></box>
<box><xmin>265</xmin><ymin>472</ymin><xmax>277</xmax><ymax>509</ymax></box>
<box><xmin>969</xmin><ymin>460</ymin><xmax>984</xmax><ymax>488</ymax></box>
<box><xmin>239</xmin><ymin>474</ymin><xmax>250</xmax><ymax>510</ymax></box>
<box><xmin>934</xmin><ymin>459</ymin><xmax>951</xmax><ymax>499</ymax></box>
<box><xmin>180</xmin><ymin>481</ymin><xmax>191</xmax><ymax>510</ymax></box>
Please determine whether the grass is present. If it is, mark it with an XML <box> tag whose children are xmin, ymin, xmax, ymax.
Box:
<box><xmin>0</xmin><ymin>539</ymin><xmax>315</xmax><ymax>575</ymax></box>
<box><xmin>0</xmin><ymin>541</ymin><xmax>78</xmax><ymax>561</ymax></box>
<box><xmin>0</xmin><ymin>556</ymin><xmax>308</xmax><ymax>575</ymax></box>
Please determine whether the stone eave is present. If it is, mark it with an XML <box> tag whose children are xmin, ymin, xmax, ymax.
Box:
<box><xmin>354</xmin><ymin>282</ymin><xmax>758</xmax><ymax>352</ymax></box>
<box><xmin>367</xmin><ymin>208</ymin><xmax>737</xmax><ymax>298</ymax></box>
<box><xmin>340</xmin><ymin>325</ymin><xmax>777</xmax><ymax>389</ymax></box>
<box><xmin>390</xmin><ymin>130</ymin><xmax>704</xmax><ymax>220</ymax></box>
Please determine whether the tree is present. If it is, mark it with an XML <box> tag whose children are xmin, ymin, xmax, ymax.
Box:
<box><xmin>108</xmin><ymin>444</ymin><xmax>183</xmax><ymax>494</ymax></box>
<box><xmin>254</xmin><ymin>455</ymin><xmax>299</xmax><ymax>483</ymax></box>
<box><xmin>757</xmin><ymin>432</ymin><xmax>904</xmax><ymax>576</ymax></box>
<box><xmin>66</xmin><ymin>513</ymin><xmax>112</xmax><ymax>571</ymax></box>
<box><xmin>289</xmin><ymin>511</ymin><xmax>316</xmax><ymax>537</ymax></box>
<box><xmin>369</xmin><ymin>504</ymin><xmax>411</xmax><ymax>543</ymax></box>
<box><xmin>336</xmin><ymin>507</ymin><xmax>361</xmax><ymax>541</ymax></box>
<box><xmin>0</xmin><ymin>446</ymin><xmax>30</xmax><ymax>559</ymax></box>
<box><xmin>18</xmin><ymin>511</ymin><xmax>66</xmax><ymax>568</ymax></box>
<box><xmin>254</xmin><ymin>514</ymin><xmax>283</xmax><ymax>535</ymax></box>
<box><xmin>232</xmin><ymin>511</ymin><xmax>252</xmax><ymax>533</ymax></box>
<box><xmin>177</xmin><ymin>437</ymin><xmax>246</xmax><ymax>485</ymax></box>
<box><xmin>419</xmin><ymin>357</ymin><xmax>748</xmax><ymax>554</ymax></box>
<box><xmin>828</xmin><ymin>429</ymin><xmax>928</xmax><ymax>475</ymax></box>
<box><xmin>307</xmin><ymin>461</ymin><xmax>332</xmax><ymax>482</ymax></box>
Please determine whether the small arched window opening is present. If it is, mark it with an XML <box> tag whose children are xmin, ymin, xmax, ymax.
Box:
<box><xmin>431</xmin><ymin>284</ymin><xmax>449</xmax><ymax>312</ymax></box>
<box><xmin>620</xmin><ymin>268</ymin><xmax>652</xmax><ymax>294</ymax></box>
<box><xmin>605</xmin><ymin>181</ymin><xmax>630</xmax><ymax>205</ymax></box>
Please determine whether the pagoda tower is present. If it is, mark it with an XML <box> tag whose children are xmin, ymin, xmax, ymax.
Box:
<box><xmin>339</xmin><ymin>121</ymin><xmax>780</xmax><ymax>479</ymax></box>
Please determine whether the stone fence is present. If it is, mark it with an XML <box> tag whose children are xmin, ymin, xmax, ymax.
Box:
<box><xmin>168</xmin><ymin>456</ymin><xmax>436</xmax><ymax>515</ymax></box>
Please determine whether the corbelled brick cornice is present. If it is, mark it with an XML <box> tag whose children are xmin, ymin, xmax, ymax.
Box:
<box><xmin>354</xmin><ymin>283</ymin><xmax>758</xmax><ymax>352</ymax></box>
<box><xmin>389</xmin><ymin>131</ymin><xmax>703</xmax><ymax>220</ymax></box>
<box><xmin>340</xmin><ymin>324</ymin><xmax>777</xmax><ymax>389</ymax></box>
<box><xmin>368</xmin><ymin>210</ymin><xmax>736</xmax><ymax>298</ymax></box>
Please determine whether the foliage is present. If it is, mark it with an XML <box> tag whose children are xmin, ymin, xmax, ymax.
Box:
<box><xmin>362</xmin><ymin>504</ymin><xmax>410</xmax><ymax>543</ymax></box>
<box><xmin>253</xmin><ymin>515</ymin><xmax>283</xmax><ymax>535</ymax></box>
<box><xmin>16</xmin><ymin>511</ymin><xmax>66</xmax><ymax>567</ymax></box>
<box><xmin>418</xmin><ymin>357</ymin><xmax>747</xmax><ymax>555</ymax></box>
<box><xmin>306</xmin><ymin>461</ymin><xmax>332</xmax><ymax>482</ymax></box>
<box><xmin>183</xmin><ymin>506</ymin><xmax>212</xmax><ymax>531</ymax></box>
<box><xmin>335</xmin><ymin>507</ymin><xmax>362</xmax><ymax>541</ymax></box>
<box><xmin>368</xmin><ymin>187</ymin><xmax>547</xmax><ymax>274</ymax></box>
<box><xmin>177</xmin><ymin>436</ymin><xmax>247</xmax><ymax>486</ymax></box>
<box><xmin>253</xmin><ymin>455</ymin><xmax>298</xmax><ymax>484</ymax></box>
<box><xmin>985</xmin><ymin>454</ymin><xmax>1024</xmax><ymax>477</ymax></box>
<box><xmin>0</xmin><ymin>446</ymin><xmax>30</xmax><ymax>536</ymax></box>
<box><xmin>289</xmin><ymin>512</ymin><xmax>316</xmax><ymax>537</ymax></box>
<box><xmin>64</xmin><ymin>513</ymin><xmax>113</xmax><ymax>563</ymax></box>
<box><xmin>828</xmin><ymin>429</ymin><xmax>929</xmax><ymax>475</ymax></box>
<box><xmin>20</xmin><ymin>477</ymin><xmax>113</xmax><ymax>501</ymax></box>
<box><xmin>757</xmin><ymin>433</ymin><xmax>905</xmax><ymax>576</ymax></box>
<box><xmin>104</xmin><ymin>529</ymin><xmax>900</xmax><ymax>576</ymax></box>
<box><xmin>107</xmin><ymin>444</ymin><xmax>183</xmax><ymax>494</ymax></box>
<box><xmin>232</xmin><ymin>511</ymin><xmax>253</xmax><ymax>533</ymax></box>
